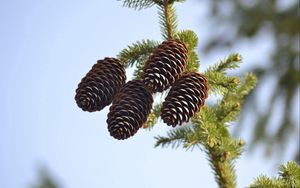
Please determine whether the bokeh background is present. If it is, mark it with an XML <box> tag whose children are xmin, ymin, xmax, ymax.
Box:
<box><xmin>0</xmin><ymin>0</ymin><xmax>299</xmax><ymax>187</ymax></box>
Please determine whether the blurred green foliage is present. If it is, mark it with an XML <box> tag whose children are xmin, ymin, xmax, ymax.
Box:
<box><xmin>249</xmin><ymin>161</ymin><xmax>300</xmax><ymax>188</ymax></box>
<box><xmin>31</xmin><ymin>167</ymin><xmax>60</xmax><ymax>188</ymax></box>
<box><xmin>203</xmin><ymin>0</ymin><xmax>299</xmax><ymax>162</ymax></box>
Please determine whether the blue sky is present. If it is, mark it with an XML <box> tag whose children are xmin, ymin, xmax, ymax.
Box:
<box><xmin>0</xmin><ymin>0</ymin><xmax>296</xmax><ymax>188</ymax></box>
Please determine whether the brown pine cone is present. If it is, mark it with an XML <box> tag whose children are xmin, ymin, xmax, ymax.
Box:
<box><xmin>141</xmin><ymin>39</ymin><xmax>188</xmax><ymax>93</ymax></box>
<box><xmin>160</xmin><ymin>72</ymin><xmax>208</xmax><ymax>127</ymax></box>
<box><xmin>75</xmin><ymin>57</ymin><xmax>126</xmax><ymax>112</ymax></box>
<box><xmin>107</xmin><ymin>80</ymin><xmax>153</xmax><ymax>140</ymax></box>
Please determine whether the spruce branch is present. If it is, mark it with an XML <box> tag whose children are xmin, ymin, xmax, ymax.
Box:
<box><xmin>198</xmin><ymin>73</ymin><xmax>256</xmax><ymax>188</ymax></box>
<box><xmin>186</xmin><ymin>50</ymin><xmax>200</xmax><ymax>71</ymax></box>
<box><xmin>249</xmin><ymin>176</ymin><xmax>283</xmax><ymax>188</ymax></box>
<box><xmin>143</xmin><ymin>103</ymin><xmax>162</xmax><ymax>130</ymax></box>
<box><xmin>117</xmin><ymin>39</ymin><xmax>159</xmax><ymax>79</ymax></box>
<box><xmin>154</xmin><ymin>126</ymin><xmax>194</xmax><ymax>148</ymax></box>
<box><xmin>115</xmin><ymin>2</ymin><xmax>260</xmax><ymax>188</ymax></box>
<box><xmin>192</xmin><ymin>107</ymin><xmax>244</xmax><ymax>188</ymax></box>
<box><xmin>158</xmin><ymin>1</ymin><xmax>178</xmax><ymax>40</ymax></box>
<box><xmin>168</xmin><ymin>0</ymin><xmax>186</xmax><ymax>4</ymax></box>
<box><xmin>176</xmin><ymin>30</ymin><xmax>200</xmax><ymax>71</ymax></box>
<box><xmin>207</xmin><ymin>147</ymin><xmax>237</xmax><ymax>188</ymax></box>
<box><xmin>154</xmin><ymin>52</ymin><xmax>256</xmax><ymax>188</ymax></box>
<box><xmin>132</xmin><ymin>55</ymin><xmax>148</xmax><ymax>79</ymax></box>
<box><xmin>120</xmin><ymin>0</ymin><xmax>159</xmax><ymax>10</ymax></box>
<box><xmin>117</xmin><ymin>39</ymin><xmax>159</xmax><ymax>67</ymax></box>
<box><xmin>176</xmin><ymin>30</ymin><xmax>198</xmax><ymax>50</ymax></box>
<box><xmin>206</xmin><ymin>53</ymin><xmax>242</xmax><ymax>73</ymax></box>
<box><xmin>77</xmin><ymin>1</ymin><xmax>299</xmax><ymax>188</ymax></box>
<box><xmin>278</xmin><ymin>162</ymin><xmax>300</xmax><ymax>187</ymax></box>
<box><xmin>205</xmin><ymin>71</ymin><xmax>239</xmax><ymax>95</ymax></box>
<box><xmin>214</xmin><ymin>73</ymin><xmax>257</xmax><ymax>124</ymax></box>
<box><xmin>205</xmin><ymin>54</ymin><xmax>243</xmax><ymax>95</ymax></box>
<box><xmin>249</xmin><ymin>162</ymin><xmax>300</xmax><ymax>188</ymax></box>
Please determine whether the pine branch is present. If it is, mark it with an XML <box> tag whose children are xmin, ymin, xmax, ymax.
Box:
<box><xmin>249</xmin><ymin>176</ymin><xmax>283</xmax><ymax>188</ymax></box>
<box><xmin>176</xmin><ymin>30</ymin><xmax>198</xmax><ymax>50</ymax></box>
<box><xmin>154</xmin><ymin>54</ymin><xmax>256</xmax><ymax>188</ymax></box>
<box><xmin>176</xmin><ymin>30</ymin><xmax>200</xmax><ymax>71</ymax></box>
<box><xmin>158</xmin><ymin>2</ymin><xmax>178</xmax><ymax>40</ymax></box>
<box><xmin>207</xmin><ymin>147</ymin><xmax>237</xmax><ymax>188</ymax></box>
<box><xmin>278</xmin><ymin>162</ymin><xmax>300</xmax><ymax>187</ymax></box>
<box><xmin>205</xmin><ymin>71</ymin><xmax>239</xmax><ymax>95</ymax></box>
<box><xmin>115</xmin><ymin>2</ymin><xmax>260</xmax><ymax>188</ymax></box>
<box><xmin>120</xmin><ymin>0</ymin><xmax>159</xmax><ymax>10</ymax></box>
<box><xmin>117</xmin><ymin>39</ymin><xmax>159</xmax><ymax>67</ymax></box>
<box><xmin>168</xmin><ymin>0</ymin><xmax>186</xmax><ymax>4</ymax></box>
<box><xmin>154</xmin><ymin>126</ymin><xmax>193</xmax><ymax>148</ymax></box>
<box><xmin>192</xmin><ymin>108</ymin><xmax>244</xmax><ymax>188</ymax></box>
<box><xmin>74</xmin><ymin>1</ymin><xmax>298</xmax><ymax>187</ymax></box>
<box><xmin>206</xmin><ymin>53</ymin><xmax>242</xmax><ymax>73</ymax></box>
<box><xmin>214</xmin><ymin>73</ymin><xmax>257</xmax><ymax>124</ymax></box>
<box><xmin>205</xmin><ymin>54</ymin><xmax>243</xmax><ymax>95</ymax></box>
<box><xmin>202</xmin><ymin>74</ymin><xmax>255</xmax><ymax>188</ymax></box>
<box><xmin>119</xmin><ymin>0</ymin><xmax>187</xmax><ymax>10</ymax></box>
<box><xmin>143</xmin><ymin>103</ymin><xmax>162</xmax><ymax>130</ymax></box>
<box><xmin>249</xmin><ymin>162</ymin><xmax>300</xmax><ymax>188</ymax></box>
<box><xmin>132</xmin><ymin>57</ymin><xmax>148</xmax><ymax>79</ymax></box>
<box><xmin>190</xmin><ymin>70</ymin><xmax>255</xmax><ymax>188</ymax></box>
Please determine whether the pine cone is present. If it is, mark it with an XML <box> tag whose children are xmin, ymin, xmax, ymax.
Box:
<box><xmin>107</xmin><ymin>80</ymin><xmax>153</xmax><ymax>140</ymax></box>
<box><xmin>141</xmin><ymin>39</ymin><xmax>188</xmax><ymax>93</ymax></box>
<box><xmin>75</xmin><ymin>57</ymin><xmax>126</xmax><ymax>112</ymax></box>
<box><xmin>160</xmin><ymin>72</ymin><xmax>208</xmax><ymax>127</ymax></box>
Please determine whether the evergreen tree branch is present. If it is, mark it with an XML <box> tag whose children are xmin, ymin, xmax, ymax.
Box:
<box><xmin>154</xmin><ymin>66</ymin><xmax>256</xmax><ymax>188</ymax></box>
<box><xmin>176</xmin><ymin>30</ymin><xmax>198</xmax><ymax>50</ymax></box>
<box><xmin>168</xmin><ymin>0</ymin><xmax>186</xmax><ymax>4</ymax></box>
<box><xmin>249</xmin><ymin>175</ymin><xmax>283</xmax><ymax>188</ymax></box>
<box><xmin>192</xmin><ymin>107</ymin><xmax>243</xmax><ymax>188</ymax></box>
<box><xmin>154</xmin><ymin>56</ymin><xmax>256</xmax><ymax>188</ymax></box>
<box><xmin>154</xmin><ymin>126</ymin><xmax>193</xmax><ymax>148</ymax></box>
<box><xmin>205</xmin><ymin>72</ymin><xmax>239</xmax><ymax>95</ymax></box>
<box><xmin>143</xmin><ymin>103</ymin><xmax>162</xmax><ymax>130</ymax></box>
<box><xmin>248</xmin><ymin>162</ymin><xmax>300</xmax><ymax>188</ymax></box>
<box><xmin>278</xmin><ymin>162</ymin><xmax>300</xmax><ymax>187</ymax></box>
<box><xmin>190</xmin><ymin>70</ymin><xmax>256</xmax><ymax>188</ymax></box>
<box><xmin>204</xmin><ymin>54</ymin><xmax>243</xmax><ymax>95</ymax></box>
<box><xmin>117</xmin><ymin>2</ymin><xmax>260</xmax><ymax>188</ymax></box>
<box><xmin>206</xmin><ymin>53</ymin><xmax>242</xmax><ymax>73</ymax></box>
<box><xmin>163</xmin><ymin>3</ymin><xmax>173</xmax><ymax>39</ymax></box>
<box><xmin>132</xmin><ymin>57</ymin><xmax>147</xmax><ymax>79</ymax></box>
<box><xmin>214</xmin><ymin>73</ymin><xmax>257</xmax><ymax>124</ymax></box>
<box><xmin>120</xmin><ymin>0</ymin><xmax>160</xmax><ymax>10</ymax></box>
<box><xmin>176</xmin><ymin>30</ymin><xmax>200</xmax><ymax>71</ymax></box>
<box><xmin>207</xmin><ymin>147</ymin><xmax>237</xmax><ymax>188</ymax></box>
<box><xmin>158</xmin><ymin>1</ymin><xmax>178</xmax><ymax>40</ymax></box>
<box><xmin>117</xmin><ymin>39</ymin><xmax>159</xmax><ymax>67</ymax></box>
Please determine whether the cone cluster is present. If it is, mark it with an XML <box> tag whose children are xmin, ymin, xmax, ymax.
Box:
<box><xmin>75</xmin><ymin>39</ymin><xmax>208</xmax><ymax>140</ymax></box>
<box><xmin>160</xmin><ymin>72</ymin><xmax>208</xmax><ymax>127</ymax></box>
<box><xmin>75</xmin><ymin>57</ymin><xmax>126</xmax><ymax>112</ymax></box>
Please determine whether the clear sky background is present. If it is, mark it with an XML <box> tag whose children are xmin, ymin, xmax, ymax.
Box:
<box><xmin>0</xmin><ymin>0</ymin><xmax>295</xmax><ymax>188</ymax></box>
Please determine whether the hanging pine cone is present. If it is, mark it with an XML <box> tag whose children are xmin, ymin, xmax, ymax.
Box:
<box><xmin>141</xmin><ymin>39</ymin><xmax>188</xmax><ymax>93</ymax></box>
<box><xmin>75</xmin><ymin>57</ymin><xmax>126</xmax><ymax>112</ymax></box>
<box><xmin>160</xmin><ymin>72</ymin><xmax>208</xmax><ymax>127</ymax></box>
<box><xmin>107</xmin><ymin>80</ymin><xmax>153</xmax><ymax>140</ymax></box>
